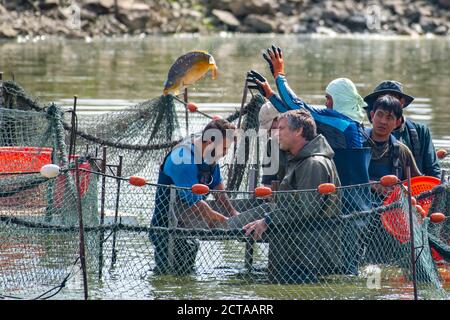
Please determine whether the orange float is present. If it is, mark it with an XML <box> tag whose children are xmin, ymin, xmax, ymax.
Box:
<box><xmin>129</xmin><ymin>176</ymin><xmax>147</xmax><ymax>187</ymax></box>
<box><xmin>436</xmin><ymin>149</ymin><xmax>448</xmax><ymax>159</ymax></box>
<box><xmin>317</xmin><ymin>183</ymin><xmax>336</xmax><ymax>195</ymax></box>
<box><xmin>254</xmin><ymin>186</ymin><xmax>272</xmax><ymax>197</ymax></box>
<box><xmin>415</xmin><ymin>205</ymin><xmax>427</xmax><ymax>218</ymax></box>
<box><xmin>191</xmin><ymin>183</ymin><xmax>210</xmax><ymax>195</ymax></box>
<box><xmin>380</xmin><ymin>175</ymin><xmax>399</xmax><ymax>187</ymax></box>
<box><xmin>187</xmin><ymin>102</ymin><xmax>199</xmax><ymax>113</ymax></box>
<box><xmin>429</xmin><ymin>212</ymin><xmax>446</xmax><ymax>223</ymax></box>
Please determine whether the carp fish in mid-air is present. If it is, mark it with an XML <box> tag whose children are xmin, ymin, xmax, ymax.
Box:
<box><xmin>163</xmin><ymin>50</ymin><xmax>218</xmax><ymax>95</ymax></box>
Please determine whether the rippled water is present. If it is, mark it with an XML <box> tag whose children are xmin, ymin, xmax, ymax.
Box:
<box><xmin>1</xmin><ymin>34</ymin><xmax>449</xmax><ymax>300</ymax></box>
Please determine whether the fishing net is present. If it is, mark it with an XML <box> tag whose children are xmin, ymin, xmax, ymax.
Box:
<box><xmin>0</xmin><ymin>81</ymin><xmax>449</xmax><ymax>300</ymax></box>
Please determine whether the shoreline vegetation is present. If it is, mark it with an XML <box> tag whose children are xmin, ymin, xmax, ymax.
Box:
<box><xmin>0</xmin><ymin>0</ymin><xmax>449</xmax><ymax>40</ymax></box>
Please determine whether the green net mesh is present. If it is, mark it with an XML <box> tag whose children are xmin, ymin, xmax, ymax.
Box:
<box><xmin>0</xmin><ymin>81</ymin><xmax>449</xmax><ymax>300</ymax></box>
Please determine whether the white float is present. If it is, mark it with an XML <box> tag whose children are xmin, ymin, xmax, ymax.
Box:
<box><xmin>40</xmin><ymin>164</ymin><xmax>60</xmax><ymax>178</ymax></box>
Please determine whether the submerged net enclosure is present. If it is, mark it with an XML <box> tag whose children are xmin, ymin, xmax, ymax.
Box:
<box><xmin>0</xmin><ymin>81</ymin><xmax>449</xmax><ymax>300</ymax></box>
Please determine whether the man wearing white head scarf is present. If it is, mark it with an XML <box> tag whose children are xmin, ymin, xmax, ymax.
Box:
<box><xmin>247</xmin><ymin>46</ymin><xmax>372</xmax><ymax>186</ymax></box>
<box><xmin>248</xmin><ymin>47</ymin><xmax>373</xmax><ymax>277</ymax></box>
<box><xmin>325</xmin><ymin>78</ymin><xmax>367</xmax><ymax>124</ymax></box>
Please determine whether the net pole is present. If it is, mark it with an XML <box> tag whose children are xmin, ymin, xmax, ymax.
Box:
<box><xmin>184</xmin><ymin>88</ymin><xmax>189</xmax><ymax>136</ymax></box>
<box><xmin>245</xmin><ymin>167</ymin><xmax>257</xmax><ymax>272</ymax></box>
<box><xmin>406</xmin><ymin>166</ymin><xmax>418</xmax><ymax>300</ymax></box>
<box><xmin>98</xmin><ymin>146</ymin><xmax>107</xmax><ymax>279</ymax></box>
<box><xmin>75</xmin><ymin>158</ymin><xmax>89</xmax><ymax>300</ymax></box>
<box><xmin>0</xmin><ymin>71</ymin><xmax>4</xmax><ymax>107</ymax></box>
<box><xmin>111</xmin><ymin>155</ymin><xmax>123</xmax><ymax>267</ymax></box>
<box><xmin>441</xmin><ymin>169</ymin><xmax>446</xmax><ymax>183</ymax></box>
<box><xmin>228</xmin><ymin>76</ymin><xmax>249</xmax><ymax>184</ymax></box>
<box><xmin>237</xmin><ymin>77</ymin><xmax>248</xmax><ymax>130</ymax></box>
<box><xmin>167</xmin><ymin>186</ymin><xmax>177</xmax><ymax>272</ymax></box>
<box><xmin>68</xmin><ymin>95</ymin><xmax>78</xmax><ymax>162</ymax></box>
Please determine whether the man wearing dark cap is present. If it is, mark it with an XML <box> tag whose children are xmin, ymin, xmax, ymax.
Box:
<box><xmin>364</xmin><ymin>80</ymin><xmax>441</xmax><ymax>178</ymax></box>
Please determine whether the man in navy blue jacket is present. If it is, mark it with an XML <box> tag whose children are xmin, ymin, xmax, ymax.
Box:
<box><xmin>364</xmin><ymin>80</ymin><xmax>441</xmax><ymax>178</ymax></box>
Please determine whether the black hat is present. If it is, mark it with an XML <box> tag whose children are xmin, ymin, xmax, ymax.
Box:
<box><xmin>363</xmin><ymin>80</ymin><xmax>414</xmax><ymax>112</ymax></box>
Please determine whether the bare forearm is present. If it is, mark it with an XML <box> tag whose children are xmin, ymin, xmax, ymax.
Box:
<box><xmin>213</xmin><ymin>183</ymin><xmax>238</xmax><ymax>216</ymax></box>
<box><xmin>191</xmin><ymin>200</ymin><xmax>228</xmax><ymax>223</ymax></box>
<box><xmin>217</xmin><ymin>193</ymin><xmax>238</xmax><ymax>216</ymax></box>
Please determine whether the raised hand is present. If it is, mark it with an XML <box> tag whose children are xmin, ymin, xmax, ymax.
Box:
<box><xmin>246</xmin><ymin>70</ymin><xmax>274</xmax><ymax>98</ymax></box>
<box><xmin>262</xmin><ymin>45</ymin><xmax>285</xmax><ymax>79</ymax></box>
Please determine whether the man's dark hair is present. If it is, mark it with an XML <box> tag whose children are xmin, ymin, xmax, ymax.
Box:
<box><xmin>202</xmin><ymin>119</ymin><xmax>236</xmax><ymax>142</ymax></box>
<box><xmin>372</xmin><ymin>95</ymin><xmax>403</xmax><ymax>119</ymax></box>
<box><xmin>279</xmin><ymin>109</ymin><xmax>317</xmax><ymax>141</ymax></box>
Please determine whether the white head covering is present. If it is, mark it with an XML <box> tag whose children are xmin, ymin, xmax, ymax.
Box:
<box><xmin>259</xmin><ymin>101</ymin><xmax>280</xmax><ymax>131</ymax></box>
<box><xmin>325</xmin><ymin>78</ymin><xmax>367</xmax><ymax>123</ymax></box>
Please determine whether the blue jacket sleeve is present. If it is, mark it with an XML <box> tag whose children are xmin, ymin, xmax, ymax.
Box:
<box><xmin>275</xmin><ymin>74</ymin><xmax>350</xmax><ymax>118</ymax></box>
<box><xmin>275</xmin><ymin>75</ymin><xmax>307</xmax><ymax>111</ymax></box>
<box><xmin>268</xmin><ymin>93</ymin><xmax>290</xmax><ymax>113</ymax></box>
<box><xmin>274</xmin><ymin>75</ymin><xmax>364</xmax><ymax>148</ymax></box>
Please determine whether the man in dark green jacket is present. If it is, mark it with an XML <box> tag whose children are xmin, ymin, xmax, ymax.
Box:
<box><xmin>243</xmin><ymin>109</ymin><xmax>342</xmax><ymax>284</ymax></box>
<box><xmin>364</xmin><ymin>80</ymin><xmax>441</xmax><ymax>178</ymax></box>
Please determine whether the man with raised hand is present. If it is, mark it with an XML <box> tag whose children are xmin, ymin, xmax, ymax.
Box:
<box><xmin>247</xmin><ymin>45</ymin><xmax>371</xmax><ymax>188</ymax></box>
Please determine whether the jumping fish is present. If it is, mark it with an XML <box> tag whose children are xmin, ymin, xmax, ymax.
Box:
<box><xmin>163</xmin><ymin>50</ymin><xmax>218</xmax><ymax>95</ymax></box>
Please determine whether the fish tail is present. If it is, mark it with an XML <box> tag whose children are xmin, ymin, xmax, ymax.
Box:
<box><xmin>211</xmin><ymin>65</ymin><xmax>218</xmax><ymax>80</ymax></box>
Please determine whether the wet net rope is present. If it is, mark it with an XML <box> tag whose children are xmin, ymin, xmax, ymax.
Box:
<box><xmin>0</xmin><ymin>81</ymin><xmax>449</xmax><ymax>300</ymax></box>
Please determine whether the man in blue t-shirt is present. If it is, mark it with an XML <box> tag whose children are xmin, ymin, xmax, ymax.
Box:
<box><xmin>150</xmin><ymin>119</ymin><xmax>240</xmax><ymax>274</ymax></box>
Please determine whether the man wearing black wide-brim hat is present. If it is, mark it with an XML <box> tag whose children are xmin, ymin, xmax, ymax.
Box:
<box><xmin>364</xmin><ymin>80</ymin><xmax>441</xmax><ymax>178</ymax></box>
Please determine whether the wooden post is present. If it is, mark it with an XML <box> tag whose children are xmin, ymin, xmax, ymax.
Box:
<box><xmin>267</xmin><ymin>180</ymin><xmax>280</xmax><ymax>282</ymax></box>
<box><xmin>228</xmin><ymin>76</ymin><xmax>249</xmax><ymax>185</ymax></box>
<box><xmin>184</xmin><ymin>88</ymin><xmax>189</xmax><ymax>136</ymax></box>
<box><xmin>406</xmin><ymin>166</ymin><xmax>418</xmax><ymax>300</ymax></box>
<box><xmin>111</xmin><ymin>155</ymin><xmax>123</xmax><ymax>267</ymax></box>
<box><xmin>167</xmin><ymin>186</ymin><xmax>177</xmax><ymax>272</ymax></box>
<box><xmin>69</xmin><ymin>95</ymin><xmax>78</xmax><ymax>162</ymax></box>
<box><xmin>98</xmin><ymin>146</ymin><xmax>107</xmax><ymax>279</ymax></box>
<box><xmin>75</xmin><ymin>158</ymin><xmax>89</xmax><ymax>300</ymax></box>
<box><xmin>0</xmin><ymin>71</ymin><xmax>4</xmax><ymax>107</ymax></box>
<box><xmin>244</xmin><ymin>167</ymin><xmax>258</xmax><ymax>272</ymax></box>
